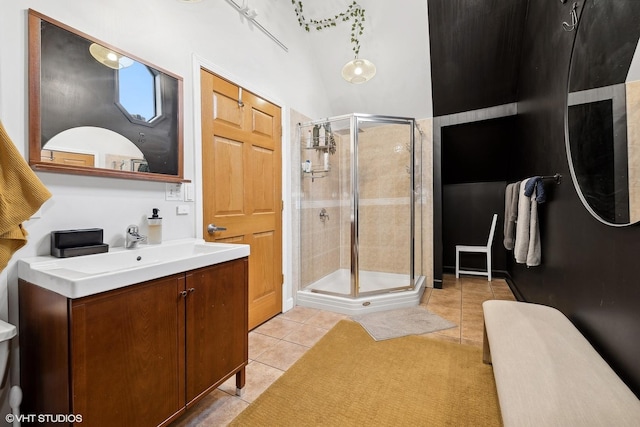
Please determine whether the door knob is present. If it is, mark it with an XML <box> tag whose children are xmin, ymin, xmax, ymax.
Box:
<box><xmin>207</xmin><ymin>224</ymin><xmax>227</xmax><ymax>234</ymax></box>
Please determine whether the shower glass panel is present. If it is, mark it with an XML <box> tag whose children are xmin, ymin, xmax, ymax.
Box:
<box><xmin>297</xmin><ymin>113</ymin><xmax>419</xmax><ymax>299</ymax></box>
<box><xmin>354</xmin><ymin>116</ymin><xmax>415</xmax><ymax>296</ymax></box>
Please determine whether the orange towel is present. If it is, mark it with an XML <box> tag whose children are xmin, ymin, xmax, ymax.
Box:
<box><xmin>0</xmin><ymin>120</ymin><xmax>52</xmax><ymax>271</ymax></box>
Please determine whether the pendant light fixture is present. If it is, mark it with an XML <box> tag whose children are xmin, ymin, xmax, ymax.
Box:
<box><xmin>292</xmin><ymin>1</ymin><xmax>375</xmax><ymax>84</ymax></box>
<box><xmin>341</xmin><ymin>57</ymin><xmax>376</xmax><ymax>84</ymax></box>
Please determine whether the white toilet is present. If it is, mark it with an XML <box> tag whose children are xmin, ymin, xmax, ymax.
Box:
<box><xmin>0</xmin><ymin>319</ymin><xmax>20</xmax><ymax>426</ymax></box>
<box><xmin>0</xmin><ymin>319</ymin><xmax>16</xmax><ymax>387</ymax></box>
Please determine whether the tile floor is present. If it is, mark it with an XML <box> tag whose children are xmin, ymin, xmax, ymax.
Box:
<box><xmin>172</xmin><ymin>274</ymin><xmax>516</xmax><ymax>426</ymax></box>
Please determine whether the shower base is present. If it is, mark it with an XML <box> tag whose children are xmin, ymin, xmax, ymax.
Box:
<box><xmin>296</xmin><ymin>269</ymin><xmax>426</xmax><ymax>316</ymax></box>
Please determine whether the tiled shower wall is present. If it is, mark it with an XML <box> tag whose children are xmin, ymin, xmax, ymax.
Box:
<box><xmin>298</xmin><ymin>120</ymin><xmax>345</xmax><ymax>287</ymax></box>
<box><xmin>291</xmin><ymin>113</ymin><xmax>434</xmax><ymax>292</ymax></box>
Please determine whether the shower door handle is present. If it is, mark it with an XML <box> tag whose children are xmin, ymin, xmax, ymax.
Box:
<box><xmin>207</xmin><ymin>224</ymin><xmax>227</xmax><ymax>234</ymax></box>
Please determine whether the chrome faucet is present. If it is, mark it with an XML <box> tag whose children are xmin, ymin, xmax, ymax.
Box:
<box><xmin>125</xmin><ymin>225</ymin><xmax>147</xmax><ymax>249</ymax></box>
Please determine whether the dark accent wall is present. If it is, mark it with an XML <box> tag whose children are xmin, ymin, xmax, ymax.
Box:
<box><xmin>428</xmin><ymin>0</ymin><xmax>640</xmax><ymax>396</ymax></box>
<box><xmin>440</xmin><ymin>117</ymin><xmax>517</xmax><ymax>273</ymax></box>
<box><xmin>512</xmin><ymin>0</ymin><xmax>640</xmax><ymax>396</ymax></box>
<box><xmin>569</xmin><ymin>2</ymin><xmax>640</xmax><ymax>92</ymax></box>
<box><xmin>428</xmin><ymin>0</ymin><xmax>529</xmax><ymax>288</ymax></box>
<box><xmin>428</xmin><ymin>0</ymin><xmax>529</xmax><ymax>116</ymax></box>
<box><xmin>441</xmin><ymin>117</ymin><xmax>518</xmax><ymax>184</ymax></box>
<box><xmin>442</xmin><ymin>182</ymin><xmax>506</xmax><ymax>273</ymax></box>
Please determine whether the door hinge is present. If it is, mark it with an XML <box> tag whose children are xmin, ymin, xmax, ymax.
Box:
<box><xmin>281</xmin><ymin>200</ymin><xmax>284</xmax><ymax>212</ymax></box>
<box><xmin>282</xmin><ymin>274</ymin><xmax>285</xmax><ymax>285</ymax></box>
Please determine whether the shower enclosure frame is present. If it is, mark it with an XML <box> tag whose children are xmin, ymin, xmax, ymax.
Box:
<box><xmin>297</xmin><ymin>113</ymin><xmax>419</xmax><ymax>300</ymax></box>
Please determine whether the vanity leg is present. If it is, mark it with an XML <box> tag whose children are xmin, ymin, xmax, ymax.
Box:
<box><xmin>235</xmin><ymin>367</ymin><xmax>246</xmax><ymax>396</ymax></box>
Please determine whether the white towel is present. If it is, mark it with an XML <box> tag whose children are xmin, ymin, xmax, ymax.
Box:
<box><xmin>514</xmin><ymin>178</ymin><xmax>541</xmax><ymax>266</ymax></box>
<box><xmin>527</xmin><ymin>189</ymin><xmax>541</xmax><ymax>267</ymax></box>
<box><xmin>503</xmin><ymin>181</ymin><xmax>520</xmax><ymax>250</ymax></box>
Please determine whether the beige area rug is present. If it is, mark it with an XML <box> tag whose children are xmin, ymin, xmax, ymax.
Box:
<box><xmin>351</xmin><ymin>306</ymin><xmax>456</xmax><ymax>341</ymax></box>
<box><xmin>230</xmin><ymin>320</ymin><xmax>501</xmax><ymax>427</ymax></box>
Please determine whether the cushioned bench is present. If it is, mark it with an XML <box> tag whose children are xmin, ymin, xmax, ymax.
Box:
<box><xmin>482</xmin><ymin>300</ymin><xmax>640</xmax><ymax>426</ymax></box>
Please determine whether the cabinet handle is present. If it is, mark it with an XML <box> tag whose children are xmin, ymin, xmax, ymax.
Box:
<box><xmin>188</xmin><ymin>288</ymin><xmax>195</xmax><ymax>293</ymax></box>
<box><xmin>179</xmin><ymin>290</ymin><xmax>188</xmax><ymax>298</ymax></box>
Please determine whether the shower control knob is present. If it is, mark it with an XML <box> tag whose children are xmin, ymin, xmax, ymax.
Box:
<box><xmin>207</xmin><ymin>224</ymin><xmax>227</xmax><ymax>234</ymax></box>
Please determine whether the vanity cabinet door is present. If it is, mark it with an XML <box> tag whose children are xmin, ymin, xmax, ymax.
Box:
<box><xmin>185</xmin><ymin>258</ymin><xmax>248</xmax><ymax>404</ymax></box>
<box><xmin>70</xmin><ymin>274</ymin><xmax>186</xmax><ymax>427</ymax></box>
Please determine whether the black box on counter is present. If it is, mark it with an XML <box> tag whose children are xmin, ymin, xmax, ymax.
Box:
<box><xmin>50</xmin><ymin>228</ymin><xmax>109</xmax><ymax>258</ymax></box>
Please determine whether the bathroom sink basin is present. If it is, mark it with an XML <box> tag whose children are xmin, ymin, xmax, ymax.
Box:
<box><xmin>18</xmin><ymin>238</ymin><xmax>249</xmax><ymax>298</ymax></box>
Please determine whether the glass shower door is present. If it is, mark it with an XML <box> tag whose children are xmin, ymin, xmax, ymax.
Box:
<box><xmin>353</xmin><ymin>116</ymin><xmax>415</xmax><ymax>296</ymax></box>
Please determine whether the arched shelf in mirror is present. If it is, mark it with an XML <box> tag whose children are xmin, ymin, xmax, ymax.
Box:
<box><xmin>28</xmin><ymin>9</ymin><xmax>188</xmax><ymax>183</ymax></box>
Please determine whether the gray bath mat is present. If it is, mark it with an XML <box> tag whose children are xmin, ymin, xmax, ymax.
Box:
<box><xmin>352</xmin><ymin>306</ymin><xmax>456</xmax><ymax>341</ymax></box>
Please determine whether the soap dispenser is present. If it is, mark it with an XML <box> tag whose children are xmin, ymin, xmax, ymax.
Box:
<box><xmin>147</xmin><ymin>208</ymin><xmax>162</xmax><ymax>244</ymax></box>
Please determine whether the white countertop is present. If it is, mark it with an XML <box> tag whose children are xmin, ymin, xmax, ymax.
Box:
<box><xmin>18</xmin><ymin>238</ymin><xmax>250</xmax><ymax>299</ymax></box>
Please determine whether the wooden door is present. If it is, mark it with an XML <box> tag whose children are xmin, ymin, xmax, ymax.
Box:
<box><xmin>200</xmin><ymin>69</ymin><xmax>282</xmax><ymax>329</ymax></box>
<box><xmin>185</xmin><ymin>258</ymin><xmax>248</xmax><ymax>405</ymax></box>
<box><xmin>70</xmin><ymin>275</ymin><xmax>186</xmax><ymax>427</ymax></box>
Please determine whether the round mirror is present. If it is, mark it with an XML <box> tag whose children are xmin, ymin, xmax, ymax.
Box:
<box><xmin>566</xmin><ymin>1</ymin><xmax>640</xmax><ymax>225</ymax></box>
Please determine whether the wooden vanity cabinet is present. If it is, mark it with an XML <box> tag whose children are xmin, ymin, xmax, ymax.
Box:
<box><xmin>185</xmin><ymin>259</ymin><xmax>248</xmax><ymax>404</ymax></box>
<box><xmin>70</xmin><ymin>274</ymin><xmax>186</xmax><ymax>426</ymax></box>
<box><xmin>19</xmin><ymin>257</ymin><xmax>248</xmax><ymax>427</ymax></box>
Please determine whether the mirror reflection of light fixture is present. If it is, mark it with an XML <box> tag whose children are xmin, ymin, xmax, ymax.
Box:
<box><xmin>89</xmin><ymin>43</ymin><xmax>134</xmax><ymax>70</ymax></box>
<box><xmin>341</xmin><ymin>57</ymin><xmax>376</xmax><ymax>84</ymax></box>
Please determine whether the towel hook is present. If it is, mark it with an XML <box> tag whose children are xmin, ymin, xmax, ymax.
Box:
<box><xmin>562</xmin><ymin>2</ymin><xmax>579</xmax><ymax>32</ymax></box>
<box><xmin>237</xmin><ymin>87</ymin><xmax>244</xmax><ymax>108</ymax></box>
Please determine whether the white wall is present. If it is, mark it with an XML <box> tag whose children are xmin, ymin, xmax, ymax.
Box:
<box><xmin>298</xmin><ymin>0</ymin><xmax>434</xmax><ymax>119</ymax></box>
<box><xmin>0</xmin><ymin>0</ymin><xmax>333</xmax><ymax>256</ymax></box>
<box><xmin>0</xmin><ymin>0</ymin><xmax>333</xmax><ymax>414</ymax></box>
<box><xmin>0</xmin><ymin>0</ymin><xmax>434</xmax><ymax>417</ymax></box>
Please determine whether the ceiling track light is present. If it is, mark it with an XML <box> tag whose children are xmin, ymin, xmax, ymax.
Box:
<box><xmin>225</xmin><ymin>0</ymin><xmax>288</xmax><ymax>52</ymax></box>
<box><xmin>240</xmin><ymin>4</ymin><xmax>258</xmax><ymax>19</ymax></box>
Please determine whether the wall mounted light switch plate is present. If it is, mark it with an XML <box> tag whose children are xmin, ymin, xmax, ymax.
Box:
<box><xmin>184</xmin><ymin>183</ymin><xmax>195</xmax><ymax>202</ymax></box>
<box><xmin>165</xmin><ymin>183</ymin><xmax>183</xmax><ymax>201</ymax></box>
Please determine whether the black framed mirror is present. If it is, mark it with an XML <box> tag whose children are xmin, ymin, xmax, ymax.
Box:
<box><xmin>566</xmin><ymin>0</ymin><xmax>640</xmax><ymax>225</ymax></box>
<box><xmin>28</xmin><ymin>9</ymin><xmax>187</xmax><ymax>182</ymax></box>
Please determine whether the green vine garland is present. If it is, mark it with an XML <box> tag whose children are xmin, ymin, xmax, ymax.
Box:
<box><xmin>291</xmin><ymin>1</ymin><xmax>366</xmax><ymax>57</ymax></box>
